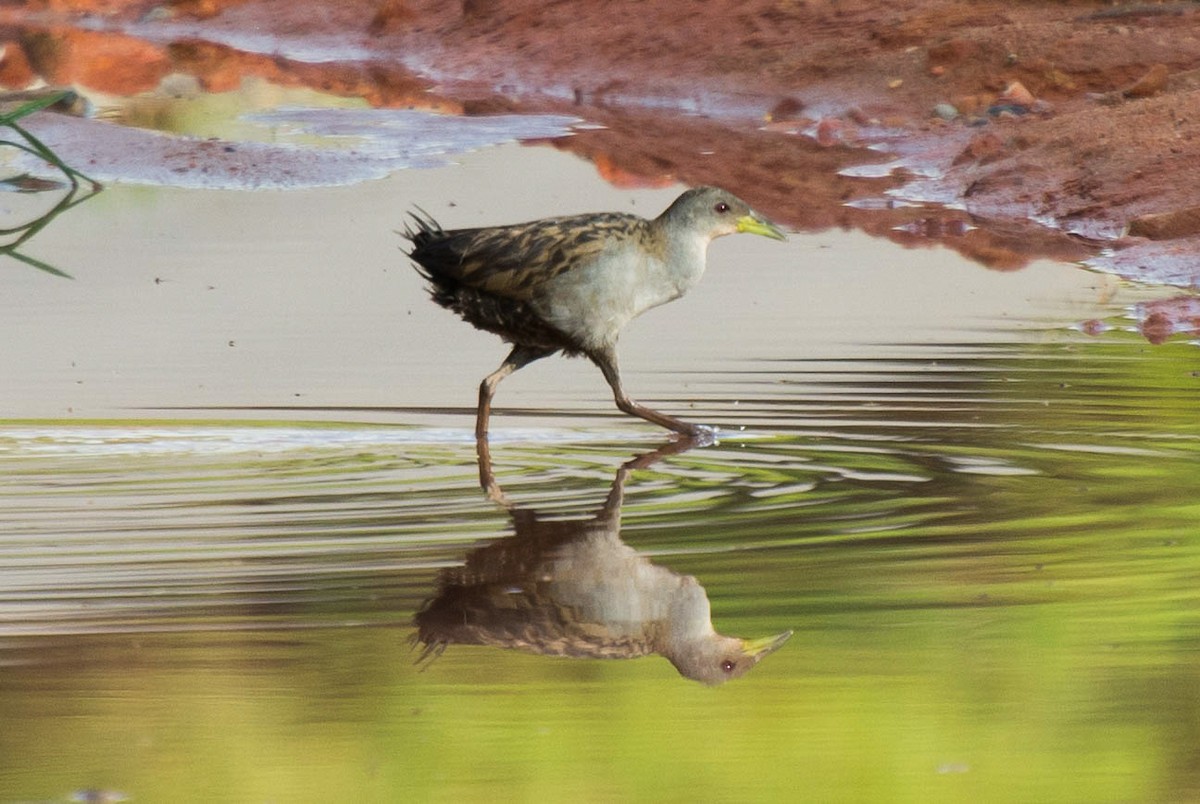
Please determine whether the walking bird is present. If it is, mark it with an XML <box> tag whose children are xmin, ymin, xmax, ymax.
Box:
<box><xmin>405</xmin><ymin>187</ymin><xmax>786</xmax><ymax>438</ymax></box>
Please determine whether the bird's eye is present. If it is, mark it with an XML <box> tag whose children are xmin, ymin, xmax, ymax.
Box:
<box><xmin>714</xmin><ymin>202</ymin><xmax>730</xmax><ymax>214</ymax></box>
<box><xmin>721</xmin><ymin>659</ymin><xmax>736</xmax><ymax>673</ymax></box>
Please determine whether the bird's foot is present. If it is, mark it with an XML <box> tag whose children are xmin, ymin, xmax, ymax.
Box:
<box><xmin>475</xmin><ymin>433</ymin><xmax>515</xmax><ymax>507</ymax></box>
<box><xmin>615</xmin><ymin>396</ymin><xmax>718</xmax><ymax>445</ymax></box>
<box><xmin>623</xmin><ymin>428</ymin><xmax>712</xmax><ymax>470</ymax></box>
<box><xmin>674</xmin><ymin>423</ymin><xmax>718</xmax><ymax>447</ymax></box>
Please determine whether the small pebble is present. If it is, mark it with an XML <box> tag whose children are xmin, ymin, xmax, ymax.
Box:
<box><xmin>998</xmin><ymin>80</ymin><xmax>1035</xmax><ymax>108</ymax></box>
<box><xmin>987</xmin><ymin>103</ymin><xmax>1028</xmax><ymax>118</ymax></box>
<box><xmin>933</xmin><ymin>103</ymin><xmax>958</xmax><ymax>121</ymax></box>
<box><xmin>1122</xmin><ymin>63</ymin><xmax>1169</xmax><ymax>99</ymax></box>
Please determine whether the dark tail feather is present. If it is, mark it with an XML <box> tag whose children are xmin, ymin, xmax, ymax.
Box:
<box><xmin>402</xmin><ymin>206</ymin><xmax>444</xmax><ymax>252</ymax></box>
<box><xmin>401</xmin><ymin>205</ymin><xmax>454</xmax><ymax>293</ymax></box>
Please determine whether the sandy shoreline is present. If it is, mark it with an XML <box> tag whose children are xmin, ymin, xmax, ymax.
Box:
<box><xmin>4</xmin><ymin>0</ymin><xmax>1200</xmax><ymax>300</ymax></box>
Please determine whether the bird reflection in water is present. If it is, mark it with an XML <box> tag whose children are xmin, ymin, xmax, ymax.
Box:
<box><xmin>414</xmin><ymin>437</ymin><xmax>792</xmax><ymax>685</ymax></box>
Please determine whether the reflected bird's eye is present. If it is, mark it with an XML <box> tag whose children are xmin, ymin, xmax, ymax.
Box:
<box><xmin>721</xmin><ymin>659</ymin><xmax>735</xmax><ymax>673</ymax></box>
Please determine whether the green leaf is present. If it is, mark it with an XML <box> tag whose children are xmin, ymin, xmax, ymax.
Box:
<box><xmin>0</xmin><ymin>90</ymin><xmax>72</xmax><ymax>125</ymax></box>
<box><xmin>6</xmin><ymin>250</ymin><xmax>74</xmax><ymax>279</ymax></box>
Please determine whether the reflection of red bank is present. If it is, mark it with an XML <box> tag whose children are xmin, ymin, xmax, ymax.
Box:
<box><xmin>1080</xmin><ymin>297</ymin><xmax>1200</xmax><ymax>346</ymax></box>
<box><xmin>20</xmin><ymin>30</ymin><xmax>170</xmax><ymax>95</ymax></box>
<box><xmin>591</xmin><ymin>153</ymin><xmax>674</xmax><ymax>190</ymax></box>
<box><xmin>167</xmin><ymin>40</ymin><xmax>453</xmax><ymax>110</ymax></box>
<box><xmin>2</xmin><ymin>0</ymin><xmax>1199</xmax><ymax>285</ymax></box>
<box><xmin>1137</xmin><ymin>297</ymin><xmax>1200</xmax><ymax>345</ymax></box>
<box><xmin>0</xmin><ymin>40</ymin><xmax>37</xmax><ymax>89</ymax></box>
<box><xmin>1129</xmin><ymin>207</ymin><xmax>1200</xmax><ymax>242</ymax></box>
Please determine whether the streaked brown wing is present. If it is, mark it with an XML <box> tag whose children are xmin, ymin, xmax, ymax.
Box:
<box><xmin>410</xmin><ymin>212</ymin><xmax>646</xmax><ymax>301</ymax></box>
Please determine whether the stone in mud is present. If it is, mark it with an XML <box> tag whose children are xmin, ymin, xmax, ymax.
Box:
<box><xmin>927</xmin><ymin>38</ymin><xmax>978</xmax><ymax>69</ymax></box>
<box><xmin>368</xmin><ymin>0</ymin><xmax>416</xmax><ymax>35</ymax></box>
<box><xmin>1140</xmin><ymin>312</ymin><xmax>1176</xmax><ymax>345</ymax></box>
<box><xmin>933</xmin><ymin>102</ymin><xmax>958</xmax><ymax>121</ymax></box>
<box><xmin>953</xmin><ymin>94</ymin><xmax>988</xmax><ymax>116</ymax></box>
<box><xmin>997</xmin><ymin>80</ymin><xmax>1035</xmax><ymax>109</ymax></box>
<box><xmin>462</xmin><ymin>0</ymin><xmax>502</xmax><ymax>19</ymax></box>
<box><xmin>845</xmin><ymin>108</ymin><xmax>872</xmax><ymax>126</ymax></box>
<box><xmin>952</xmin><ymin>131</ymin><xmax>1005</xmax><ymax>166</ymax></box>
<box><xmin>766</xmin><ymin>97</ymin><xmax>805</xmax><ymax>123</ymax></box>
<box><xmin>1121</xmin><ymin>64</ymin><xmax>1170</xmax><ymax>99</ymax></box>
<box><xmin>815</xmin><ymin>117</ymin><xmax>846</xmax><ymax>146</ymax></box>
<box><xmin>1128</xmin><ymin>206</ymin><xmax>1200</xmax><ymax>241</ymax></box>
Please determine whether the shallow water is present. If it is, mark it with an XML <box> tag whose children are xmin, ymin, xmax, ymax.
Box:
<box><xmin>2</xmin><ymin>137</ymin><xmax>1199</xmax><ymax>801</ymax></box>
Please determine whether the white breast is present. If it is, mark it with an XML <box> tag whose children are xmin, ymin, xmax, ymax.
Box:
<box><xmin>534</xmin><ymin>236</ymin><xmax>710</xmax><ymax>350</ymax></box>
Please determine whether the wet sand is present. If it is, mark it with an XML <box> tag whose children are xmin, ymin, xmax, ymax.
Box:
<box><xmin>1</xmin><ymin>143</ymin><xmax>1164</xmax><ymax>426</ymax></box>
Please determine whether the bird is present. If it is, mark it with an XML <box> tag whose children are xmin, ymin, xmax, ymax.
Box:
<box><xmin>414</xmin><ymin>438</ymin><xmax>793</xmax><ymax>685</ymax></box>
<box><xmin>404</xmin><ymin>186</ymin><xmax>787</xmax><ymax>439</ymax></box>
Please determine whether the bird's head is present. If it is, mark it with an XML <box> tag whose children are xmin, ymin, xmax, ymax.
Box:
<box><xmin>667</xmin><ymin>629</ymin><xmax>794</xmax><ymax>686</ymax></box>
<box><xmin>659</xmin><ymin>186</ymin><xmax>788</xmax><ymax>242</ymax></box>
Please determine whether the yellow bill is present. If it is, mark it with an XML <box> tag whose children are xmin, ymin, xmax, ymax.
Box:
<box><xmin>737</xmin><ymin>213</ymin><xmax>788</xmax><ymax>241</ymax></box>
<box><xmin>742</xmin><ymin>630</ymin><xmax>794</xmax><ymax>660</ymax></box>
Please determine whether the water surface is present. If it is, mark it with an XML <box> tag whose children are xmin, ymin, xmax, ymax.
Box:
<box><xmin>1</xmin><ymin>140</ymin><xmax>1198</xmax><ymax>802</ymax></box>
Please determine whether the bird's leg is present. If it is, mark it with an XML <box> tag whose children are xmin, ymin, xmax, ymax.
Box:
<box><xmin>606</xmin><ymin>437</ymin><xmax>703</xmax><ymax>522</ymax></box>
<box><xmin>588</xmin><ymin>346</ymin><xmax>713</xmax><ymax>440</ymax></box>
<box><xmin>623</xmin><ymin>435</ymin><xmax>704</xmax><ymax>471</ymax></box>
<box><xmin>477</xmin><ymin>362</ymin><xmax>514</xmax><ymax>440</ymax></box>
<box><xmin>476</xmin><ymin>345</ymin><xmax>555</xmax><ymax>439</ymax></box>
<box><xmin>475</xmin><ymin>434</ymin><xmax>513</xmax><ymax>507</ymax></box>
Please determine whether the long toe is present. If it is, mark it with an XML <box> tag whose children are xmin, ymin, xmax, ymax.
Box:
<box><xmin>679</xmin><ymin>423</ymin><xmax>717</xmax><ymax>446</ymax></box>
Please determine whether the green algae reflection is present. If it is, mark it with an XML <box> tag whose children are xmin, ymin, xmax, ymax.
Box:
<box><xmin>0</xmin><ymin>332</ymin><xmax>1198</xmax><ymax>801</ymax></box>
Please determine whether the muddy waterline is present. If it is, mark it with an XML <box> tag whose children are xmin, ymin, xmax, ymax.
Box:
<box><xmin>2</xmin><ymin>140</ymin><xmax>1198</xmax><ymax>801</ymax></box>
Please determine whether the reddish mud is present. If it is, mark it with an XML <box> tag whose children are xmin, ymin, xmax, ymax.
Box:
<box><xmin>4</xmin><ymin>0</ymin><xmax>1200</xmax><ymax>303</ymax></box>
